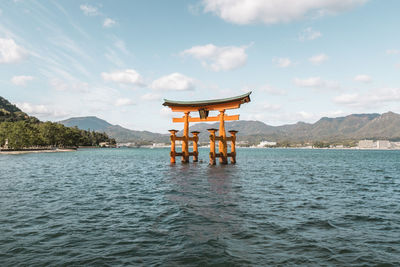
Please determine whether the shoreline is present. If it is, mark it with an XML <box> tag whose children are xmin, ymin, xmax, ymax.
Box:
<box><xmin>120</xmin><ymin>146</ymin><xmax>400</xmax><ymax>151</ymax></box>
<box><xmin>0</xmin><ymin>148</ymin><xmax>77</xmax><ymax>155</ymax></box>
<box><xmin>2</xmin><ymin>147</ymin><xmax>399</xmax><ymax>154</ymax></box>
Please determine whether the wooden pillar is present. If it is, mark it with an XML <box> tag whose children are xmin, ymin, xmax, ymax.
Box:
<box><xmin>228</xmin><ymin>130</ymin><xmax>238</xmax><ymax>164</ymax></box>
<box><xmin>218</xmin><ymin>110</ymin><xmax>227</xmax><ymax>164</ymax></box>
<box><xmin>191</xmin><ymin>131</ymin><xmax>200</xmax><ymax>162</ymax></box>
<box><xmin>168</xmin><ymin>129</ymin><xmax>178</xmax><ymax>164</ymax></box>
<box><xmin>182</xmin><ymin>112</ymin><xmax>190</xmax><ymax>163</ymax></box>
<box><xmin>207</xmin><ymin>128</ymin><xmax>218</xmax><ymax>165</ymax></box>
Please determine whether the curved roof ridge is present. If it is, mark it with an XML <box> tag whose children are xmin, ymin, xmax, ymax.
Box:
<box><xmin>163</xmin><ymin>91</ymin><xmax>251</xmax><ymax>107</ymax></box>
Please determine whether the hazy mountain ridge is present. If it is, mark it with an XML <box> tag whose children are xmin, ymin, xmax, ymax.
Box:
<box><xmin>58</xmin><ymin>112</ymin><xmax>400</xmax><ymax>143</ymax></box>
<box><xmin>353</xmin><ymin>112</ymin><xmax>400</xmax><ymax>139</ymax></box>
<box><xmin>59</xmin><ymin>116</ymin><xmax>169</xmax><ymax>143</ymax></box>
<box><xmin>60</xmin><ymin>116</ymin><xmax>112</xmax><ymax>131</ymax></box>
<box><xmin>186</xmin><ymin>112</ymin><xmax>400</xmax><ymax>143</ymax></box>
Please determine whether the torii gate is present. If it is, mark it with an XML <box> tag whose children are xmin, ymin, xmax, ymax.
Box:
<box><xmin>162</xmin><ymin>92</ymin><xmax>251</xmax><ymax>165</ymax></box>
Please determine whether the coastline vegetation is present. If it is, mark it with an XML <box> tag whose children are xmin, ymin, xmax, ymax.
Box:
<box><xmin>0</xmin><ymin>96</ymin><xmax>115</xmax><ymax>150</ymax></box>
<box><xmin>0</xmin><ymin>121</ymin><xmax>115</xmax><ymax>150</ymax></box>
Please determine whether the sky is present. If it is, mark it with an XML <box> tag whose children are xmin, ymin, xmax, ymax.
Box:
<box><xmin>1</xmin><ymin>0</ymin><xmax>400</xmax><ymax>133</ymax></box>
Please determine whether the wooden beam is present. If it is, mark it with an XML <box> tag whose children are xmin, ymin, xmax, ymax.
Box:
<box><xmin>169</xmin><ymin>101</ymin><xmax>242</xmax><ymax>112</ymax></box>
<box><xmin>173</xmin><ymin>152</ymin><xmax>197</xmax><ymax>157</ymax></box>
<box><xmin>172</xmin><ymin>136</ymin><xmax>199</xmax><ymax>141</ymax></box>
<box><xmin>172</xmin><ymin>114</ymin><xmax>239</xmax><ymax>123</ymax></box>
<box><xmin>227</xmin><ymin>152</ymin><xmax>236</xmax><ymax>157</ymax></box>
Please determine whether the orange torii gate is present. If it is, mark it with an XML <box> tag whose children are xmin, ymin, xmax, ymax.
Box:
<box><xmin>162</xmin><ymin>92</ymin><xmax>251</xmax><ymax>165</ymax></box>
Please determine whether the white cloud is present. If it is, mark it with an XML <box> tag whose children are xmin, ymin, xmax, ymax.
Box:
<box><xmin>114</xmin><ymin>39</ymin><xmax>129</xmax><ymax>54</ymax></box>
<box><xmin>334</xmin><ymin>88</ymin><xmax>400</xmax><ymax>108</ymax></box>
<box><xmin>80</xmin><ymin>4</ymin><xmax>99</xmax><ymax>16</ymax></box>
<box><xmin>354</xmin><ymin>74</ymin><xmax>372</xmax><ymax>83</ymax></box>
<box><xmin>262</xmin><ymin>103</ymin><xmax>281</xmax><ymax>111</ymax></box>
<box><xmin>17</xmin><ymin>102</ymin><xmax>49</xmax><ymax>115</ymax></box>
<box><xmin>386</xmin><ymin>49</ymin><xmax>399</xmax><ymax>55</ymax></box>
<box><xmin>0</xmin><ymin>38</ymin><xmax>28</xmax><ymax>63</ymax></box>
<box><xmin>101</xmin><ymin>69</ymin><xmax>144</xmax><ymax>85</ymax></box>
<box><xmin>272</xmin><ymin>57</ymin><xmax>292</xmax><ymax>68</ymax></box>
<box><xmin>151</xmin><ymin>73</ymin><xmax>195</xmax><ymax>91</ymax></box>
<box><xmin>181</xmin><ymin>43</ymin><xmax>249</xmax><ymax>71</ymax></box>
<box><xmin>320</xmin><ymin>110</ymin><xmax>347</xmax><ymax>118</ymax></box>
<box><xmin>245</xmin><ymin>113</ymin><xmax>265</xmax><ymax>121</ymax></box>
<box><xmin>299</xmin><ymin>27</ymin><xmax>322</xmax><ymax>41</ymax></box>
<box><xmin>103</xmin><ymin>18</ymin><xmax>116</xmax><ymax>28</ymax></box>
<box><xmin>49</xmin><ymin>78</ymin><xmax>89</xmax><ymax>92</ymax></box>
<box><xmin>11</xmin><ymin>75</ymin><xmax>34</xmax><ymax>86</ymax></box>
<box><xmin>50</xmin><ymin>78</ymin><xmax>68</xmax><ymax>91</ymax></box>
<box><xmin>294</xmin><ymin>77</ymin><xmax>339</xmax><ymax>90</ymax></box>
<box><xmin>333</xmin><ymin>93</ymin><xmax>358</xmax><ymax>105</ymax></box>
<box><xmin>104</xmin><ymin>48</ymin><xmax>124</xmax><ymax>67</ymax></box>
<box><xmin>202</xmin><ymin>0</ymin><xmax>367</xmax><ymax>25</ymax></box>
<box><xmin>115</xmin><ymin>98</ymin><xmax>135</xmax><ymax>107</ymax></box>
<box><xmin>16</xmin><ymin>102</ymin><xmax>67</xmax><ymax>118</ymax></box>
<box><xmin>294</xmin><ymin>77</ymin><xmax>325</xmax><ymax>87</ymax></box>
<box><xmin>258</xmin><ymin>84</ymin><xmax>286</xmax><ymax>95</ymax></box>
<box><xmin>309</xmin><ymin>53</ymin><xmax>329</xmax><ymax>65</ymax></box>
<box><xmin>141</xmin><ymin>93</ymin><xmax>162</xmax><ymax>101</ymax></box>
<box><xmin>103</xmin><ymin>39</ymin><xmax>130</xmax><ymax>66</ymax></box>
<box><xmin>297</xmin><ymin>111</ymin><xmax>314</xmax><ymax>120</ymax></box>
<box><xmin>160</xmin><ymin>106</ymin><xmax>174</xmax><ymax>118</ymax></box>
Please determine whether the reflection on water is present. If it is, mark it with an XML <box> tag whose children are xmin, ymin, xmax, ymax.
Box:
<box><xmin>0</xmin><ymin>148</ymin><xmax>400</xmax><ymax>266</ymax></box>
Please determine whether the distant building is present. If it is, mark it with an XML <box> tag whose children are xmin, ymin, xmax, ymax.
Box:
<box><xmin>236</xmin><ymin>141</ymin><xmax>249</xmax><ymax>147</ymax></box>
<box><xmin>392</xmin><ymin>142</ymin><xmax>400</xmax><ymax>149</ymax></box>
<box><xmin>358</xmin><ymin>139</ymin><xmax>375</xmax><ymax>149</ymax></box>
<box><xmin>99</xmin><ymin>142</ymin><xmax>115</xmax><ymax>148</ymax></box>
<box><xmin>377</xmin><ymin>140</ymin><xmax>391</xmax><ymax>149</ymax></box>
<box><xmin>175</xmin><ymin>140</ymin><xmax>183</xmax><ymax>146</ymax></box>
<box><xmin>3</xmin><ymin>139</ymin><xmax>9</xmax><ymax>150</ymax></box>
<box><xmin>152</xmin><ymin>143</ymin><xmax>167</xmax><ymax>148</ymax></box>
<box><xmin>118</xmin><ymin>142</ymin><xmax>136</xmax><ymax>147</ymax></box>
<box><xmin>99</xmin><ymin>142</ymin><xmax>108</xmax><ymax>147</ymax></box>
<box><xmin>330</xmin><ymin>144</ymin><xmax>344</xmax><ymax>148</ymax></box>
<box><xmin>358</xmin><ymin>139</ymin><xmax>395</xmax><ymax>149</ymax></box>
<box><xmin>257</xmin><ymin>141</ymin><xmax>277</xmax><ymax>147</ymax></box>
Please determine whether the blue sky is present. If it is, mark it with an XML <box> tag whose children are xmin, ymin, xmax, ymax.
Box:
<box><xmin>1</xmin><ymin>0</ymin><xmax>400</xmax><ymax>132</ymax></box>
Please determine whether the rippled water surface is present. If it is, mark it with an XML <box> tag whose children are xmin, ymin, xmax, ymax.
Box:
<box><xmin>1</xmin><ymin>148</ymin><xmax>400</xmax><ymax>266</ymax></box>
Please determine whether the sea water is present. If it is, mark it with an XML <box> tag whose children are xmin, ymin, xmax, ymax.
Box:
<box><xmin>1</xmin><ymin>148</ymin><xmax>400</xmax><ymax>266</ymax></box>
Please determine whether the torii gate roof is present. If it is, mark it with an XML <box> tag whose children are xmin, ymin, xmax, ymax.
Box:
<box><xmin>163</xmin><ymin>91</ymin><xmax>251</xmax><ymax>109</ymax></box>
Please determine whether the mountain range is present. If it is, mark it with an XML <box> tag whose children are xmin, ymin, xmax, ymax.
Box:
<box><xmin>59</xmin><ymin>116</ymin><xmax>169</xmax><ymax>144</ymax></box>
<box><xmin>187</xmin><ymin>112</ymin><xmax>400</xmax><ymax>143</ymax></box>
<box><xmin>3</xmin><ymin>95</ymin><xmax>399</xmax><ymax>144</ymax></box>
<box><xmin>59</xmin><ymin>112</ymin><xmax>400</xmax><ymax>144</ymax></box>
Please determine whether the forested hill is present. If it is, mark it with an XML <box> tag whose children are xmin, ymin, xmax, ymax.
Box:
<box><xmin>0</xmin><ymin>96</ymin><xmax>20</xmax><ymax>113</ymax></box>
<box><xmin>0</xmin><ymin>96</ymin><xmax>38</xmax><ymax>123</ymax></box>
<box><xmin>0</xmin><ymin>96</ymin><xmax>115</xmax><ymax>149</ymax></box>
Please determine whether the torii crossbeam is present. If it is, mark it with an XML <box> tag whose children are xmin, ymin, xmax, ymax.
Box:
<box><xmin>162</xmin><ymin>92</ymin><xmax>251</xmax><ymax>164</ymax></box>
